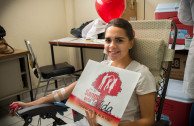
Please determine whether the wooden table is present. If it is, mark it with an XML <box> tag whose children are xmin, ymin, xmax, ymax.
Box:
<box><xmin>49</xmin><ymin>37</ymin><xmax>105</xmax><ymax>72</ymax></box>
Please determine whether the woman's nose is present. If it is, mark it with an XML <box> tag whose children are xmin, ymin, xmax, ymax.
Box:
<box><xmin>110</xmin><ymin>41</ymin><xmax>116</xmax><ymax>48</ymax></box>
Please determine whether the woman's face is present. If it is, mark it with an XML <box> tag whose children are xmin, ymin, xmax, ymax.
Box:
<box><xmin>104</xmin><ymin>26</ymin><xmax>133</xmax><ymax>62</ymax></box>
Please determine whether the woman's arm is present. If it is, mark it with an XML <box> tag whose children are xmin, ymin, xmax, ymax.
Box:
<box><xmin>29</xmin><ymin>81</ymin><xmax>77</xmax><ymax>105</ymax></box>
<box><xmin>119</xmin><ymin>92</ymin><xmax>156</xmax><ymax>126</ymax></box>
<box><xmin>10</xmin><ymin>81</ymin><xmax>77</xmax><ymax>115</ymax></box>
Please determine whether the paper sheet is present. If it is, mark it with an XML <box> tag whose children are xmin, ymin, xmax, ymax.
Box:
<box><xmin>66</xmin><ymin>60</ymin><xmax>141</xmax><ymax>126</ymax></box>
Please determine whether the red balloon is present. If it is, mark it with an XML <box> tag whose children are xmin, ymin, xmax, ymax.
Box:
<box><xmin>95</xmin><ymin>0</ymin><xmax>125</xmax><ymax>23</ymax></box>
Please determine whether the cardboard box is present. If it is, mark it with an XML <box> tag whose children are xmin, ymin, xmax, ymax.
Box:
<box><xmin>122</xmin><ymin>0</ymin><xmax>137</xmax><ymax>21</ymax></box>
<box><xmin>170</xmin><ymin>24</ymin><xmax>193</xmax><ymax>44</ymax></box>
<box><xmin>170</xmin><ymin>51</ymin><xmax>187</xmax><ymax>80</ymax></box>
<box><xmin>156</xmin><ymin>79</ymin><xmax>194</xmax><ymax>126</ymax></box>
<box><xmin>155</xmin><ymin>2</ymin><xmax>193</xmax><ymax>44</ymax></box>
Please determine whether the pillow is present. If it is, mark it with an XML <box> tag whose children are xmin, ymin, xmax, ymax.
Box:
<box><xmin>130</xmin><ymin>38</ymin><xmax>165</xmax><ymax>71</ymax></box>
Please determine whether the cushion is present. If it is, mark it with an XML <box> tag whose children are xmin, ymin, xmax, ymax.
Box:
<box><xmin>130</xmin><ymin>38</ymin><xmax>165</xmax><ymax>71</ymax></box>
<box><xmin>40</xmin><ymin>62</ymin><xmax>75</xmax><ymax>79</ymax></box>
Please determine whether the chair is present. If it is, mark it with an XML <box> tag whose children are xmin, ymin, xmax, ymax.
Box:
<box><xmin>130</xmin><ymin>20</ymin><xmax>177</xmax><ymax>125</ymax></box>
<box><xmin>17</xmin><ymin>20</ymin><xmax>177</xmax><ymax>126</ymax></box>
<box><xmin>24</xmin><ymin>40</ymin><xmax>75</xmax><ymax>100</ymax></box>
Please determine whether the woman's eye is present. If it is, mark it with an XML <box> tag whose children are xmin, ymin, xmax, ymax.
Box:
<box><xmin>105</xmin><ymin>39</ymin><xmax>111</xmax><ymax>43</ymax></box>
<box><xmin>116</xmin><ymin>39</ymin><xmax>123</xmax><ymax>43</ymax></box>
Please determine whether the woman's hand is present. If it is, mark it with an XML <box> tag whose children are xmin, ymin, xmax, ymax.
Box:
<box><xmin>9</xmin><ymin>101</ymin><xmax>30</xmax><ymax>116</ymax></box>
<box><xmin>85</xmin><ymin>109</ymin><xmax>100</xmax><ymax>126</ymax></box>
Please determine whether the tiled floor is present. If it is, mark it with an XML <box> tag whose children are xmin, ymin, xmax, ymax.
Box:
<box><xmin>0</xmin><ymin>93</ymin><xmax>74</xmax><ymax>126</ymax></box>
<box><xmin>0</xmin><ymin>108</ymin><xmax>74</xmax><ymax>126</ymax></box>
<box><xmin>0</xmin><ymin>79</ymin><xmax>76</xmax><ymax>126</ymax></box>
<box><xmin>0</xmin><ymin>91</ymin><xmax>74</xmax><ymax>126</ymax></box>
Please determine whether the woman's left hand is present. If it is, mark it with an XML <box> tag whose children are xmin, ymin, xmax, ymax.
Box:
<box><xmin>85</xmin><ymin>109</ymin><xmax>100</xmax><ymax>126</ymax></box>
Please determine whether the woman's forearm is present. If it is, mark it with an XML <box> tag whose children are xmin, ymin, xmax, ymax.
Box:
<box><xmin>26</xmin><ymin>81</ymin><xmax>77</xmax><ymax>107</ymax></box>
<box><xmin>26</xmin><ymin>93</ymin><xmax>55</xmax><ymax>107</ymax></box>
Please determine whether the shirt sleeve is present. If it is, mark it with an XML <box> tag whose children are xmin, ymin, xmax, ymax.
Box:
<box><xmin>135</xmin><ymin>66</ymin><xmax>156</xmax><ymax>95</ymax></box>
<box><xmin>178</xmin><ymin>0</ymin><xmax>194</xmax><ymax>26</ymax></box>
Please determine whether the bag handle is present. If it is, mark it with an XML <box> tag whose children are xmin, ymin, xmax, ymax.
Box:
<box><xmin>0</xmin><ymin>38</ymin><xmax>14</xmax><ymax>54</ymax></box>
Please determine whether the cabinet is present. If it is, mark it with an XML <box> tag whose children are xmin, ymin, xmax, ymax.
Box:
<box><xmin>168</xmin><ymin>44</ymin><xmax>189</xmax><ymax>80</ymax></box>
<box><xmin>0</xmin><ymin>49</ymin><xmax>33</xmax><ymax>101</ymax></box>
<box><xmin>163</xmin><ymin>45</ymin><xmax>193</xmax><ymax>126</ymax></box>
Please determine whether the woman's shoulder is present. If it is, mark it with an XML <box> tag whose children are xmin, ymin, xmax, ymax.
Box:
<box><xmin>129</xmin><ymin>60</ymin><xmax>155</xmax><ymax>83</ymax></box>
<box><xmin>127</xmin><ymin>60</ymin><xmax>150</xmax><ymax>74</ymax></box>
<box><xmin>130</xmin><ymin>61</ymin><xmax>156</xmax><ymax>94</ymax></box>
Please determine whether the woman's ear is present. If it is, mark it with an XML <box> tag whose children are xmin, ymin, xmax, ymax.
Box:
<box><xmin>129</xmin><ymin>39</ymin><xmax>134</xmax><ymax>49</ymax></box>
<box><xmin>133</xmin><ymin>30</ymin><xmax>135</xmax><ymax>38</ymax></box>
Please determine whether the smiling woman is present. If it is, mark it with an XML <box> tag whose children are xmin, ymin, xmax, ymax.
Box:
<box><xmin>104</xmin><ymin>18</ymin><xmax>134</xmax><ymax>69</ymax></box>
<box><xmin>104</xmin><ymin>27</ymin><xmax>133</xmax><ymax>67</ymax></box>
<box><xmin>85</xmin><ymin>18</ymin><xmax>156</xmax><ymax>126</ymax></box>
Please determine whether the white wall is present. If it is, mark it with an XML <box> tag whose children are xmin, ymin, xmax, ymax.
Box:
<box><xmin>0</xmin><ymin>0</ymin><xmax>70</xmax><ymax>87</ymax></box>
<box><xmin>144</xmin><ymin>0</ymin><xmax>181</xmax><ymax>20</ymax></box>
<box><xmin>74</xmin><ymin>0</ymin><xmax>104</xmax><ymax>66</ymax></box>
<box><xmin>0</xmin><ymin>0</ymin><xmax>181</xmax><ymax>88</ymax></box>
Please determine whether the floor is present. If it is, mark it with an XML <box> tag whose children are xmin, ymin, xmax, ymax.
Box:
<box><xmin>0</xmin><ymin>79</ymin><xmax>75</xmax><ymax>126</ymax></box>
<box><xmin>0</xmin><ymin>107</ymin><xmax>74</xmax><ymax>126</ymax></box>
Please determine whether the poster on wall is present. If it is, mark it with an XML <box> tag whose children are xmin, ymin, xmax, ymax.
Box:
<box><xmin>66</xmin><ymin>60</ymin><xmax>141</xmax><ymax>126</ymax></box>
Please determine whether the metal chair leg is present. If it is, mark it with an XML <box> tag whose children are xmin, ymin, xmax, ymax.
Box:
<box><xmin>63</xmin><ymin>78</ymin><xmax>66</xmax><ymax>87</ymax></box>
<box><xmin>34</xmin><ymin>77</ymin><xmax>41</xmax><ymax>100</ymax></box>
<box><xmin>44</xmin><ymin>80</ymin><xmax>50</xmax><ymax>96</ymax></box>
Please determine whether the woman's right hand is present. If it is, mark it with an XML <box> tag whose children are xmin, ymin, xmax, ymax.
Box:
<box><xmin>85</xmin><ymin>109</ymin><xmax>100</xmax><ymax>126</ymax></box>
<box><xmin>9</xmin><ymin>101</ymin><xmax>30</xmax><ymax>116</ymax></box>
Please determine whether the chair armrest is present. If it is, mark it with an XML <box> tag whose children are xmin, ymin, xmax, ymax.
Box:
<box><xmin>16</xmin><ymin>103</ymin><xmax>67</xmax><ymax>117</ymax></box>
<box><xmin>16</xmin><ymin>103</ymin><xmax>68</xmax><ymax>126</ymax></box>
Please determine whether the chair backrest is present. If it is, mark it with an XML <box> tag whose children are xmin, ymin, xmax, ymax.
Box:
<box><xmin>129</xmin><ymin>20</ymin><xmax>175</xmax><ymax>87</ymax></box>
<box><xmin>130</xmin><ymin>38</ymin><xmax>165</xmax><ymax>86</ymax></box>
<box><xmin>24</xmin><ymin>40</ymin><xmax>42</xmax><ymax>77</ymax></box>
<box><xmin>129</xmin><ymin>20</ymin><xmax>177</xmax><ymax>121</ymax></box>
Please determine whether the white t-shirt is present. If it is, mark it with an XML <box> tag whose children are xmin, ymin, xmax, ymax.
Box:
<box><xmin>101</xmin><ymin>60</ymin><xmax>156</xmax><ymax>122</ymax></box>
<box><xmin>64</xmin><ymin>60</ymin><xmax>156</xmax><ymax>126</ymax></box>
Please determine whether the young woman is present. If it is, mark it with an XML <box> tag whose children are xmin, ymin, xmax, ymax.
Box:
<box><xmin>10</xmin><ymin>18</ymin><xmax>156</xmax><ymax>126</ymax></box>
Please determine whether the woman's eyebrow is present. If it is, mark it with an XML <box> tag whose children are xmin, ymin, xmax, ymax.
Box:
<box><xmin>105</xmin><ymin>37</ymin><xmax>125</xmax><ymax>39</ymax></box>
<box><xmin>115</xmin><ymin>37</ymin><xmax>125</xmax><ymax>39</ymax></box>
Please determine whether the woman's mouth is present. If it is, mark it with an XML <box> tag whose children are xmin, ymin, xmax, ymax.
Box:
<box><xmin>108</xmin><ymin>51</ymin><xmax>120</xmax><ymax>56</ymax></box>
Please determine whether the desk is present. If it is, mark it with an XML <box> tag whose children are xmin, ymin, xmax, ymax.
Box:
<box><xmin>49</xmin><ymin>37</ymin><xmax>105</xmax><ymax>72</ymax></box>
<box><xmin>0</xmin><ymin>49</ymin><xmax>33</xmax><ymax>101</ymax></box>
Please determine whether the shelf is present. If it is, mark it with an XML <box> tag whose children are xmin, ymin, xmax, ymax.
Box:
<box><xmin>169</xmin><ymin>44</ymin><xmax>189</xmax><ymax>50</ymax></box>
<box><xmin>0</xmin><ymin>49</ymin><xmax>32</xmax><ymax>101</ymax></box>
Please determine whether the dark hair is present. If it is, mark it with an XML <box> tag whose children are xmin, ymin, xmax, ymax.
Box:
<box><xmin>105</xmin><ymin>18</ymin><xmax>134</xmax><ymax>41</ymax></box>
